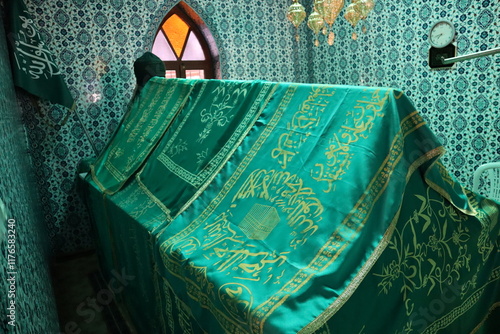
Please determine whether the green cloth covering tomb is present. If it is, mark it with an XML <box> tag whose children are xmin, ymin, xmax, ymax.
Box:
<box><xmin>80</xmin><ymin>78</ymin><xmax>500</xmax><ymax>333</ymax></box>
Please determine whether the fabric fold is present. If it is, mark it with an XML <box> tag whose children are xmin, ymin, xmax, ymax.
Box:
<box><xmin>90</xmin><ymin>77</ymin><xmax>196</xmax><ymax>194</ymax></box>
<box><xmin>136</xmin><ymin>79</ymin><xmax>279</xmax><ymax>221</ymax></box>
<box><xmin>81</xmin><ymin>79</ymin><xmax>500</xmax><ymax>334</ymax></box>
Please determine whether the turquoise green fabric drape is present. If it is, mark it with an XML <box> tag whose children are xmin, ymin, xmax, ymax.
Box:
<box><xmin>317</xmin><ymin>163</ymin><xmax>500</xmax><ymax>334</ymax></box>
<box><xmin>90</xmin><ymin>77</ymin><xmax>196</xmax><ymax>194</ymax></box>
<box><xmin>82</xmin><ymin>78</ymin><xmax>500</xmax><ymax>334</ymax></box>
<box><xmin>6</xmin><ymin>0</ymin><xmax>75</xmax><ymax>108</ymax></box>
<box><xmin>136</xmin><ymin>79</ymin><xmax>278</xmax><ymax>220</ymax></box>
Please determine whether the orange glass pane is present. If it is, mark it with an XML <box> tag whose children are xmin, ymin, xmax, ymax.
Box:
<box><xmin>162</xmin><ymin>14</ymin><xmax>189</xmax><ymax>59</ymax></box>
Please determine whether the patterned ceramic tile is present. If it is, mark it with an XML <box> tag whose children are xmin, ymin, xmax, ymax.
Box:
<box><xmin>14</xmin><ymin>0</ymin><xmax>500</xmax><ymax>255</ymax></box>
<box><xmin>309</xmin><ymin>0</ymin><xmax>500</xmax><ymax>186</ymax></box>
<box><xmin>19</xmin><ymin>0</ymin><xmax>302</xmax><ymax>255</ymax></box>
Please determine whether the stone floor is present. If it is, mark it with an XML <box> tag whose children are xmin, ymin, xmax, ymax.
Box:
<box><xmin>50</xmin><ymin>251</ymin><xmax>134</xmax><ymax>334</ymax></box>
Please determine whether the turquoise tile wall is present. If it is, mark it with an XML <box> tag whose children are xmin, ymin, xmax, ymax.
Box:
<box><xmin>0</xmin><ymin>7</ymin><xmax>60</xmax><ymax>334</ymax></box>
<box><xmin>20</xmin><ymin>0</ymin><xmax>302</xmax><ymax>254</ymax></box>
<box><xmin>15</xmin><ymin>0</ymin><xmax>500</xmax><ymax>254</ymax></box>
<box><xmin>308</xmin><ymin>0</ymin><xmax>500</xmax><ymax>188</ymax></box>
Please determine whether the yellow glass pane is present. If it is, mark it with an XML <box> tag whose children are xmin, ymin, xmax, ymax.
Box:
<box><xmin>162</xmin><ymin>14</ymin><xmax>189</xmax><ymax>59</ymax></box>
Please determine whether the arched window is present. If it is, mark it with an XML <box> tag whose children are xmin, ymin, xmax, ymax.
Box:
<box><xmin>152</xmin><ymin>3</ymin><xmax>217</xmax><ymax>79</ymax></box>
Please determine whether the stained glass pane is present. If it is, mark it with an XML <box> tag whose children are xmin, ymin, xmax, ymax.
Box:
<box><xmin>165</xmin><ymin>70</ymin><xmax>177</xmax><ymax>78</ymax></box>
<box><xmin>185</xmin><ymin>70</ymin><xmax>205</xmax><ymax>79</ymax></box>
<box><xmin>182</xmin><ymin>31</ymin><xmax>206</xmax><ymax>61</ymax></box>
<box><xmin>152</xmin><ymin>32</ymin><xmax>177</xmax><ymax>61</ymax></box>
<box><xmin>162</xmin><ymin>14</ymin><xmax>189</xmax><ymax>58</ymax></box>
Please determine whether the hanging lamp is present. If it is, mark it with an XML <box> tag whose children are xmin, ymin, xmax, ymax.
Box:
<box><xmin>287</xmin><ymin>0</ymin><xmax>307</xmax><ymax>41</ymax></box>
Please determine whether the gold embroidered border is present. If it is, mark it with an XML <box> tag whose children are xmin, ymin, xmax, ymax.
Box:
<box><xmin>90</xmin><ymin>163</ymin><xmax>107</xmax><ymax>193</ymax></box>
<box><xmin>155</xmin><ymin>82</ymin><xmax>276</xmax><ymax>187</ymax></box>
<box><xmin>425</xmin><ymin>171</ymin><xmax>478</xmax><ymax>216</ymax></box>
<box><xmin>136</xmin><ymin>83</ymin><xmax>279</xmax><ymax>218</ymax></box>
<box><xmin>470</xmin><ymin>301</ymin><xmax>500</xmax><ymax>334</ymax></box>
<box><xmin>422</xmin><ymin>266</ymin><xmax>500</xmax><ymax>334</ymax></box>
<box><xmin>158</xmin><ymin>85</ymin><xmax>298</xmax><ymax>236</ymax></box>
<box><xmin>91</xmin><ymin>79</ymin><xmax>194</xmax><ymax>194</ymax></box>
<box><xmin>136</xmin><ymin>175</ymin><xmax>174</xmax><ymax>221</ymax></box>
<box><xmin>298</xmin><ymin>205</ymin><xmax>403</xmax><ymax>334</ymax></box>
<box><xmin>157</xmin><ymin>85</ymin><xmax>298</xmax><ymax>332</ymax></box>
<box><xmin>161</xmin><ymin>270</ymin><xmax>174</xmax><ymax>332</ymax></box>
<box><xmin>253</xmin><ymin>110</ymin><xmax>432</xmax><ymax>333</ymax></box>
<box><xmin>160</xmin><ymin>273</ymin><xmax>251</xmax><ymax>333</ymax></box>
<box><xmin>106</xmin><ymin>82</ymin><xmax>170</xmax><ymax>178</ymax></box>
<box><xmin>298</xmin><ymin>136</ymin><xmax>444</xmax><ymax>333</ymax></box>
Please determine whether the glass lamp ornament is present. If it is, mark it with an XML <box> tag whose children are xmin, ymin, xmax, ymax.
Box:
<box><xmin>287</xmin><ymin>0</ymin><xmax>307</xmax><ymax>41</ymax></box>
<box><xmin>322</xmin><ymin>0</ymin><xmax>344</xmax><ymax>45</ymax></box>
<box><xmin>307</xmin><ymin>7</ymin><xmax>325</xmax><ymax>46</ymax></box>
<box><xmin>314</xmin><ymin>0</ymin><xmax>328</xmax><ymax>37</ymax></box>
<box><xmin>344</xmin><ymin>0</ymin><xmax>375</xmax><ymax>26</ymax></box>
<box><xmin>314</xmin><ymin>0</ymin><xmax>327</xmax><ymax>20</ymax></box>
<box><xmin>344</xmin><ymin>1</ymin><xmax>363</xmax><ymax>27</ymax></box>
<box><xmin>358</xmin><ymin>0</ymin><xmax>375</xmax><ymax>18</ymax></box>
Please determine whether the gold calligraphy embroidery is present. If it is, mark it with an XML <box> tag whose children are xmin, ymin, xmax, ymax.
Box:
<box><xmin>102</xmin><ymin>80</ymin><xmax>189</xmax><ymax>183</ymax></box>
<box><xmin>475</xmin><ymin>198</ymin><xmax>499</xmax><ymax>262</ymax></box>
<box><xmin>311</xmin><ymin>89</ymin><xmax>387</xmax><ymax>192</ymax></box>
<box><xmin>126</xmin><ymin>85</ymin><xmax>169</xmax><ymax>144</ymax></box>
<box><xmin>163</xmin><ymin>280</ymin><xmax>175</xmax><ymax>333</ymax></box>
<box><xmin>175</xmin><ymin>290</ymin><xmax>195</xmax><ymax>334</ymax></box>
<box><xmin>197</xmin><ymin>84</ymin><xmax>250</xmax><ymax>143</ymax></box>
<box><xmin>233</xmin><ymin>169</ymin><xmax>324</xmax><ymax>249</ymax></box>
<box><xmin>219</xmin><ymin>283</ymin><xmax>253</xmax><ymax>324</ymax></box>
<box><xmin>201</xmin><ymin>213</ymin><xmax>289</xmax><ymax>284</ymax></box>
<box><xmin>156</xmin><ymin>82</ymin><xmax>276</xmax><ymax>186</ymax></box>
<box><xmin>272</xmin><ymin>86</ymin><xmax>335</xmax><ymax>169</ymax></box>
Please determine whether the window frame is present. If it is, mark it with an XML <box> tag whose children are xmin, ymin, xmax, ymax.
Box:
<box><xmin>155</xmin><ymin>5</ymin><xmax>214</xmax><ymax>79</ymax></box>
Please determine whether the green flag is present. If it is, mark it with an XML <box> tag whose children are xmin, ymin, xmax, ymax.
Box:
<box><xmin>6</xmin><ymin>0</ymin><xmax>74</xmax><ymax>109</ymax></box>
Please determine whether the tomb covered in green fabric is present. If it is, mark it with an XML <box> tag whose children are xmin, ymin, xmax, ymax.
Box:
<box><xmin>81</xmin><ymin>78</ymin><xmax>500</xmax><ymax>333</ymax></box>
